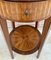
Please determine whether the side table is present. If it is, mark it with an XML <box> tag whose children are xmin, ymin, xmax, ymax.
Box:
<box><xmin>0</xmin><ymin>0</ymin><xmax>51</xmax><ymax>59</ymax></box>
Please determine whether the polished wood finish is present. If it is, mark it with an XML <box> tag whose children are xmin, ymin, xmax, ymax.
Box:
<box><xmin>0</xmin><ymin>1</ymin><xmax>51</xmax><ymax>22</ymax></box>
<box><xmin>4</xmin><ymin>0</ymin><xmax>47</xmax><ymax>2</ymax></box>
<box><xmin>12</xmin><ymin>22</ymin><xmax>15</xmax><ymax>29</ymax></box>
<box><xmin>0</xmin><ymin>17</ymin><xmax>14</xmax><ymax>58</ymax></box>
<box><xmin>37</xmin><ymin>17</ymin><xmax>51</xmax><ymax>58</ymax></box>
<box><xmin>0</xmin><ymin>0</ymin><xmax>51</xmax><ymax>58</ymax></box>
<box><xmin>10</xmin><ymin>25</ymin><xmax>41</xmax><ymax>54</ymax></box>
<box><xmin>35</xmin><ymin>22</ymin><xmax>38</xmax><ymax>28</ymax></box>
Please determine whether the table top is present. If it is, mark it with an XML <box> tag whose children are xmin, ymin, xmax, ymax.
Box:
<box><xmin>0</xmin><ymin>0</ymin><xmax>51</xmax><ymax>22</ymax></box>
<box><xmin>4</xmin><ymin>0</ymin><xmax>47</xmax><ymax>2</ymax></box>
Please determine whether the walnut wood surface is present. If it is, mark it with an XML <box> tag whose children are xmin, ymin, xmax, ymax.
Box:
<box><xmin>10</xmin><ymin>25</ymin><xmax>41</xmax><ymax>54</ymax></box>
<box><xmin>0</xmin><ymin>1</ymin><xmax>51</xmax><ymax>22</ymax></box>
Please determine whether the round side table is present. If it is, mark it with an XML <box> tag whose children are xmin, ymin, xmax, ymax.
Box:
<box><xmin>0</xmin><ymin>0</ymin><xmax>51</xmax><ymax>59</ymax></box>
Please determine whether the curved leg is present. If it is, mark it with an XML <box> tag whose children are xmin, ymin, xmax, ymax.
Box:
<box><xmin>35</xmin><ymin>22</ymin><xmax>38</xmax><ymax>29</ymax></box>
<box><xmin>37</xmin><ymin>17</ymin><xmax>51</xmax><ymax>58</ymax></box>
<box><xmin>0</xmin><ymin>17</ymin><xmax>14</xmax><ymax>59</ymax></box>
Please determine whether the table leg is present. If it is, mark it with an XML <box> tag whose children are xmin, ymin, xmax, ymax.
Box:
<box><xmin>12</xmin><ymin>22</ymin><xmax>15</xmax><ymax>30</ymax></box>
<box><xmin>35</xmin><ymin>22</ymin><xmax>38</xmax><ymax>28</ymax></box>
<box><xmin>0</xmin><ymin>18</ymin><xmax>14</xmax><ymax>59</ymax></box>
<box><xmin>37</xmin><ymin>17</ymin><xmax>51</xmax><ymax>58</ymax></box>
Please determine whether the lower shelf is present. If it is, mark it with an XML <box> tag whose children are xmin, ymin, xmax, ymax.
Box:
<box><xmin>10</xmin><ymin>25</ymin><xmax>41</xmax><ymax>55</ymax></box>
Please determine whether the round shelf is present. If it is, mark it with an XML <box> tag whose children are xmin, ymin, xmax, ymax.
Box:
<box><xmin>10</xmin><ymin>25</ymin><xmax>41</xmax><ymax>54</ymax></box>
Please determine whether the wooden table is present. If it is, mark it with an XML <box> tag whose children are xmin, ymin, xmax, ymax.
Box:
<box><xmin>0</xmin><ymin>0</ymin><xmax>51</xmax><ymax>59</ymax></box>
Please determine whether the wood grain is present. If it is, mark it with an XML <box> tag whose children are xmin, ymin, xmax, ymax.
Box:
<box><xmin>0</xmin><ymin>1</ymin><xmax>51</xmax><ymax>22</ymax></box>
<box><xmin>10</xmin><ymin>25</ymin><xmax>41</xmax><ymax>54</ymax></box>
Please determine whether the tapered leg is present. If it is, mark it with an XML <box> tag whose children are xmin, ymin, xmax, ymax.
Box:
<box><xmin>12</xmin><ymin>22</ymin><xmax>15</xmax><ymax>30</ymax></box>
<box><xmin>37</xmin><ymin>17</ymin><xmax>51</xmax><ymax>58</ymax></box>
<box><xmin>35</xmin><ymin>22</ymin><xmax>38</xmax><ymax>29</ymax></box>
<box><xmin>0</xmin><ymin>18</ymin><xmax>14</xmax><ymax>58</ymax></box>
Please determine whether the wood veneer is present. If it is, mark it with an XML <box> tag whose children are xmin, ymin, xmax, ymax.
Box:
<box><xmin>10</xmin><ymin>25</ymin><xmax>41</xmax><ymax>54</ymax></box>
<box><xmin>0</xmin><ymin>0</ymin><xmax>51</xmax><ymax>58</ymax></box>
<box><xmin>0</xmin><ymin>0</ymin><xmax>51</xmax><ymax>22</ymax></box>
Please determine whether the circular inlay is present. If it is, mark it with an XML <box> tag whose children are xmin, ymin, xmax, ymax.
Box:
<box><xmin>10</xmin><ymin>25</ymin><xmax>41</xmax><ymax>54</ymax></box>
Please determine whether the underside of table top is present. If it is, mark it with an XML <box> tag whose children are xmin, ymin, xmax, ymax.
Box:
<box><xmin>2</xmin><ymin>0</ymin><xmax>47</xmax><ymax>2</ymax></box>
